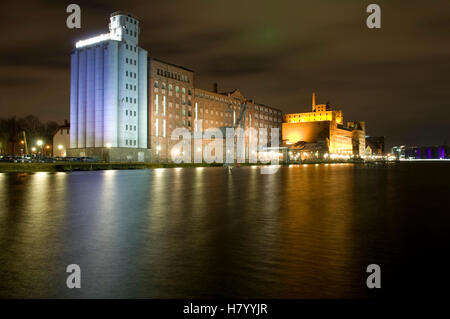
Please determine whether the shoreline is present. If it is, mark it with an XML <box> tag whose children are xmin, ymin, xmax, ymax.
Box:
<box><xmin>0</xmin><ymin>160</ymin><xmax>396</xmax><ymax>173</ymax></box>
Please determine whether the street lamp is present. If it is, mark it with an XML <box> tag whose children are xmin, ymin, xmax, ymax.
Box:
<box><xmin>36</xmin><ymin>140</ymin><xmax>43</xmax><ymax>156</ymax></box>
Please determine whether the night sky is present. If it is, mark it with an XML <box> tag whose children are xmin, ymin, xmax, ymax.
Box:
<box><xmin>1</xmin><ymin>0</ymin><xmax>449</xmax><ymax>148</ymax></box>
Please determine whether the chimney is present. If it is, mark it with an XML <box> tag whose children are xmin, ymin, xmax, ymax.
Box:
<box><xmin>213</xmin><ymin>82</ymin><xmax>218</xmax><ymax>93</ymax></box>
<box><xmin>312</xmin><ymin>92</ymin><xmax>316</xmax><ymax>111</ymax></box>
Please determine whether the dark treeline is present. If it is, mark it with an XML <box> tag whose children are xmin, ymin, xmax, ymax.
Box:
<box><xmin>0</xmin><ymin>115</ymin><xmax>59</xmax><ymax>154</ymax></box>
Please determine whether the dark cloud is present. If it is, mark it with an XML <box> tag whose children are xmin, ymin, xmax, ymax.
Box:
<box><xmin>1</xmin><ymin>0</ymin><xmax>450</xmax><ymax>148</ymax></box>
<box><xmin>0</xmin><ymin>77</ymin><xmax>40</xmax><ymax>87</ymax></box>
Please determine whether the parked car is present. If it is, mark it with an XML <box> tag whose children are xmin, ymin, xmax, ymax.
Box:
<box><xmin>80</xmin><ymin>157</ymin><xmax>99</xmax><ymax>162</ymax></box>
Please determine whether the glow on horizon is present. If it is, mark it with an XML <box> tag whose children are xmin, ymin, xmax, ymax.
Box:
<box><xmin>75</xmin><ymin>33</ymin><xmax>111</xmax><ymax>48</ymax></box>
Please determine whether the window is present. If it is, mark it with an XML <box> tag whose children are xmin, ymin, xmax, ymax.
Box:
<box><xmin>155</xmin><ymin>94</ymin><xmax>159</xmax><ymax>114</ymax></box>
<box><xmin>182</xmin><ymin>87</ymin><xmax>186</xmax><ymax>94</ymax></box>
<box><xmin>169</xmin><ymin>84</ymin><xmax>173</xmax><ymax>91</ymax></box>
<box><xmin>175</xmin><ymin>86</ymin><xmax>179</xmax><ymax>93</ymax></box>
<box><xmin>163</xmin><ymin>96</ymin><xmax>166</xmax><ymax>116</ymax></box>
<box><xmin>162</xmin><ymin>82</ymin><xmax>166</xmax><ymax>89</ymax></box>
<box><xmin>154</xmin><ymin>81</ymin><xmax>158</xmax><ymax>88</ymax></box>
<box><xmin>155</xmin><ymin>119</ymin><xmax>159</xmax><ymax>136</ymax></box>
<box><xmin>163</xmin><ymin>120</ymin><xmax>166</xmax><ymax>137</ymax></box>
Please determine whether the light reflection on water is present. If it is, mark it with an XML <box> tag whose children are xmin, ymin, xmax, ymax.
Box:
<box><xmin>0</xmin><ymin>163</ymin><xmax>450</xmax><ymax>298</ymax></box>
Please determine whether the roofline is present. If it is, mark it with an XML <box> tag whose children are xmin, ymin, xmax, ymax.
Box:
<box><xmin>194</xmin><ymin>88</ymin><xmax>282</xmax><ymax>112</ymax></box>
<box><xmin>110</xmin><ymin>11</ymin><xmax>139</xmax><ymax>20</ymax></box>
<box><xmin>150</xmin><ymin>57</ymin><xmax>194</xmax><ymax>72</ymax></box>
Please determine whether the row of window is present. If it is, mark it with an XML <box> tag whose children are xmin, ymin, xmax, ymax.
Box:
<box><xmin>156</xmin><ymin>69</ymin><xmax>190</xmax><ymax>83</ymax></box>
<box><xmin>112</xmin><ymin>16</ymin><xmax>138</xmax><ymax>25</ymax></box>
<box><xmin>125</xmin><ymin>139</ymin><xmax>137</xmax><ymax>146</ymax></box>
<box><xmin>125</xmin><ymin>44</ymin><xmax>137</xmax><ymax>52</ymax></box>
<box><xmin>126</xmin><ymin>58</ymin><xmax>137</xmax><ymax>66</ymax></box>
<box><xmin>125</xmin><ymin>124</ymin><xmax>137</xmax><ymax>131</ymax></box>
<box><xmin>126</xmin><ymin>83</ymin><xmax>137</xmax><ymax>91</ymax></box>
<box><xmin>126</xmin><ymin>70</ymin><xmax>137</xmax><ymax>79</ymax></box>
<box><xmin>153</xmin><ymin>81</ymin><xmax>192</xmax><ymax>95</ymax></box>
<box><xmin>153</xmin><ymin>103</ymin><xmax>279</xmax><ymax>124</ymax></box>
<box><xmin>195</xmin><ymin>94</ymin><xmax>281</xmax><ymax>116</ymax></box>
<box><xmin>124</xmin><ymin>29</ymin><xmax>137</xmax><ymax>37</ymax></box>
<box><xmin>125</xmin><ymin>110</ymin><xmax>137</xmax><ymax>116</ymax></box>
<box><xmin>125</xmin><ymin>97</ymin><xmax>137</xmax><ymax>104</ymax></box>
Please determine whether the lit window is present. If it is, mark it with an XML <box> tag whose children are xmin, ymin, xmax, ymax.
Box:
<box><xmin>163</xmin><ymin>96</ymin><xmax>166</xmax><ymax>115</ymax></box>
<box><xmin>163</xmin><ymin>120</ymin><xmax>166</xmax><ymax>137</ymax></box>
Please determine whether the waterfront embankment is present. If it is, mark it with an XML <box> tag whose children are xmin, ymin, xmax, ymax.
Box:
<box><xmin>0</xmin><ymin>159</ymin><xmax>394</xmax><ymax>173</ymax></box>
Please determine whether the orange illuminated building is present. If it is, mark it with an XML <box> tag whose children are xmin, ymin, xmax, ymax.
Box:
<box><xmin>282</xmin><ymin>93</ymin><xmax>364</xmax><ymax>156</ymax></box>
<box><xmin>284</xmin><ymin>93</ymin><xmax>343</xmax><ymax>125</ymax></box>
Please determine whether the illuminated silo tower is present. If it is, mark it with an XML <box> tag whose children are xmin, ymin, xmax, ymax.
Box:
<box><xmin>69</xmin><ymin>12</ymin><xmax>149</xmax><ymax>161</ymax></box>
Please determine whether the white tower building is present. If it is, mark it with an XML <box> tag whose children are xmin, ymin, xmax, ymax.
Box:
<box><xmin>69</xmin><ymin>12</ymin><xmax>149</xmax><ymax>161</ymax></box>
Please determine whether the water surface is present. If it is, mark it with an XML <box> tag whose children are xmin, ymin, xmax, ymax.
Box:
<box><xmin>0</xmin><ymin>163</ymin><xmax>449</xmax><ymax>298</ymax></box>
